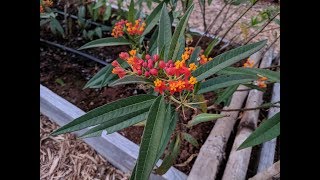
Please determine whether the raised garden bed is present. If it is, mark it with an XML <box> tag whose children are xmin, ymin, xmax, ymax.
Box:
<box><xmin>40</xmin><ymin>1</ymin><xmax>280</xmax><ymax>179</ymax></box>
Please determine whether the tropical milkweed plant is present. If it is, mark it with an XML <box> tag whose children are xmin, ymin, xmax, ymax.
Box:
<box><xmin>52</xmin><ymin>1</ymin><xmax>279</xmax><ymax>179</ymax></box>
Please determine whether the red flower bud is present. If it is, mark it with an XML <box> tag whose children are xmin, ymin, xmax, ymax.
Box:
<box><xmin>119</xmin><ymin>52</ymin><xmax>129</xmax><ymax>60</ymax></box>
<box><xmin>159</xmin><ymin>61</ymin><xmax>166</xmax><ymax>69</ymax></box>
<box><xmin>148</xmin><ymin>62</ymin><xmax>154</xmax><ymax>69</ymax></box>
<box><xmin>111</xmin><ymin>60</ymin><xmax>120</xmax><ymax>67</ymax></box>
<box><xmin>145</xmin><ymin>71</ymin><xmax>150</xmax><ymax>77</ymax></box>
<box><xmin>145</xmin><ymin>54</ymin><xmax>151</xmax><ymax>60</ymax></box>
<box><xmin>137</xmin><ymin>70</ymin><xmax>142</xmax><ymax>75</ymax></box>
<box><xmin>153</xmin><ymin>54</ymin><xmax>159</xmax><ymax>61</ymax></box>
<box><xmin>149</xmin><ymin>68</ymin><xmax>158</xmax><ymax>76</ymax></box>
<box><xmin>142</xmin><ymin>62</ymin><xmax>148</xmax><ymax>67</ymax></box>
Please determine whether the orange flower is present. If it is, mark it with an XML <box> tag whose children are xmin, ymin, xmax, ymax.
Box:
<box><xmin>189</xmin><ymin>76</ymin><xmax>197</xmax><ymax>85</ymax></box>
<box><xmin>243</xmin><ymin>58</ymin><xmax>254</xmax><ymax>68</ymax></box>
<box><xmin>181</xmin><ymin>47</ymin><xmax>194</xmax><ymax>61</ymax></box>
<box><xmin>199</xmin><ymin>55</ymin><xmax>213</xmax><ymax>65</ymax></box>
<box><xmin>257</xmin><ymin>75</ymin><xmax>268</xmax><ymax>88</ymax></box>
<box><xmin>112</xmin><ymin>67</ymin><xmax>126</xmax><ymax>78</ymax></box>
<box><xmin>154</xmin><ymin>79</ymin><xmax>166</xmax><ymax>94</ymax></box>
<box><xmin>126</xmin><ymin>19</ymin><xmax>146</xmax><ymax>36</ymax></box>
<box><xmin>188</xmin><ymin>63</ymin><xmax>197</xmax><ymax>71</ymax></box>
<box><xmin>111</xmin><ymin>19</ymin><xmax>127</xmax><ymax>38</ymax></box>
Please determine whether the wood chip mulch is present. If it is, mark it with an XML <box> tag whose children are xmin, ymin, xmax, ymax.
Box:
<box><xmin>40</xmin><ymin>115</ymin><xmax>130</xmax><ymax>180</ymax></box>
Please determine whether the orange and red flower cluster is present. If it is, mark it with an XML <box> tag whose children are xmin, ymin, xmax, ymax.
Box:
<box><xmin>40</xmin><ymin>0</ymin><xmax>53</xmax><ymax>13</ymax></box>
<box><xmin>243</xmin><ymin>58</ymin><xmax>254</xmax><ymax>68</ymax></box>
<box><xmin>111</xmin><ymin>19</ymin><xmax>146</xmax><ymax>38</ymax></box>
<box><xmin>256</xmin><ymin>75</ymin><xmax>268</xmax><ymax>88</ymax></box>
<box><xmin>111</xmin><ymin>49</ymin><xmax>198</xmax><ymax>95</ymax></box>
<box><xmin>181</xmin><ymin>47</ymin><xmax>213</xmax><ymax>65</ymax></box>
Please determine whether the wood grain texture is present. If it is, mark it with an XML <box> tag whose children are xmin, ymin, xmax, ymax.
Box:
<box><xmin>40</xmin><ymin>84</ymin><xmax>187</xmax><ymax>180</ymax></box>
<box><xmin>188</xmin><ymin>51</ymin><xmax>263</xmax><ymax>180</ymax></box>
<box><xmin>221</xmin><ymin>48</ymin><xmax>275</xmax><ymax>180</ymax></box>
<box><xmin>249</xmin><ymin>161</ymin><xmax>280</xmax><ymax>180</ymax></box>
<box><xmin>257</xmin><ymin>78</ymin><xmax>280</xmax><ymax>172</ymax></box>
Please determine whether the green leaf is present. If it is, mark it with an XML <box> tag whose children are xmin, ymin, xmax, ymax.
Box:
<box><xmin>103</xmin><ymin>5</ymin><xmax>112</xmax><ymax>21</ymax></box>
<box><xmin>218</xmin><ymin>67</ymin><xmax>280</xmax><ymax>82</ymax></box>
<box><xmin>158</xmin><ymin>5</ymin><xmax>172</xmax><ymax>61</ymax></box>
<box><xmin>40</xmin><ymin>19</ymin><xmax>51</xmax><ymax>26</ymax></box>
<box><xmin>78</xmin><ymin>37</ymin><xmax>131</xmax><ymax>50</ymax></box>
<box><xmin>175</xmin><ymin>35</ymin><xmax>186</xmax><ymax>61</ymax></box>
<box><xmin>80</xmin><ymin>111</ymin><xmax>148</xmax><ymax>138</ymax></box>
<box><xmin>230</xmin><ymin>0</ymin><xmax>250</xmax><ymax>5</ymax></box>
<box><xmin>208</xmin><ymin>0</ymin><xmax>214</xmax><ymax>5</ymax></box>
<box><xmin>83</xmin><ymin>60</ymin><xmax>119</xmax><ymax>89</ymax></box>
<box><xmin>51</xmin><ymin>95</ymin><xmax>157</xmax><ymax>136</ymax></box>
<box><xmin>93</xmin><ymin>0</ymin><xmax>105</xmax><ymax>9</ymax></box>
<box><xmin>156</xmin><ymin>105</ymin><xmax>178</xmax><ymax>161</ymax></box>
<box><xmin>135</xmin><ymin>96</ymin><xmax>166</xmax><ymax>180</ymax></box>
<box><xmin>142</xmin><ymin>2</ymin><xmax>164</xmax><ymax>36</ymax></box>
<box><xmin>187</xmin><ymin>113</ymin><xmax>225</xmax><ymax>127</ymax></box>
<box><xmin>192</xmin><ymin>40</ymin><xmax>267</xmax><ymax>81</ymax></box>
<box><xmin>128</xmin><ymin>0</ymin><xmax>136</xmax><ymax>23</ymax></box>
<box><xmin>50</xmin><ymin>17</ymin><xmax>65</xmax><ymax>36</ymax></box>
<box><xmin>198</xmin><ymin>75</ymin><xmax>257</xmax><ymax>94</ymax></box>
<box><xmin>182</xmin><ymin>132</ymin><xmax>199</xmax><ymax>147</ymax></box>
<box><xmin>155</xmin><ymin>134</ymin><xmax>181</xmax><ymax>175</ymax></box>
<box><xmin>215</xmin><ymin>84</ymin><xmax>239</xmax><ymax>105</ymax></box>
<box><xmin>204</xmin><ymin>37</ymin><xmax>219</xmax><ymax>57</ymax></box>
<box><xmin>149</xmin><ymin>28</ymin><xmax>159</xmax><ymax>55</ymax></box>
<box><xmin>189</xmin><ymin>46</ymin><xmax>201</xmax><ymax>64</ymax></box>
<box><xmin>95</xmin><ymin>27</ymin><xmax>103</xmax><ymax>38</ymax></box>
<box><xmin>109</xmin><ymin>75</ymin><xmax>153</xmax><ymax>87</ymax></box>
<box><xmin>167</xmin><ymin>4</ymin><xmax>194</xmax><ymax>61</ymax></box>
<box><xmin>238</xmin><ymin>112</ymin><xmax>280</xmax><ymax>150</ymax></box>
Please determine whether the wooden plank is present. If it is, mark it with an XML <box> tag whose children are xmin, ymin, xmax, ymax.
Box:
<box><xmin>257</xmin><ymin>75</ymin><xmax>280</xmax><ymax>172</ymax></box>
<box><xmin>249</xmin><ymin>161</ymin><xmax>280</xmax><ymax>180</ymax></box>
<box><xmin>221</xmin><ymin>48</ymin><xmax>275</xmax><ymax>180</ymax></box>
<box><xmin>187</xmin><ymin>51</ymin><xmax>263</xmax><ymax>180</ymax></box>
<box><xmin>40</xmin><ymin>84</ymin><xmax>187</xmax><ymax>180</ymax></box>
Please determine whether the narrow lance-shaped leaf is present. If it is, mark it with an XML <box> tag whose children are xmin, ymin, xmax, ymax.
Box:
<box><xmin>215</xmin><ymin>84</ymin><xmax>239</xmax><ymax>105</ymax></box>
<box><xmin>204</xmin><ymin>37</ymin><xmax>219</xmax><ymax>57</ymax></box>
<box><xmin>198</xmin><ymin>74</ymin><xmax>257</xmax><ymax>94</ymax></box>
<box><xmin>182</xmin><ymin>132</ymin><xmax>199</xmax><ymax>147</ymax></box>
<box><xmin>128</xmin><ymin>0</ymin><xmax>136</xmax><ymax>23</ymax></box>
<box><xmin>238</xmin><ymin>112</ymin><xmax>280</xmax><ymax>150</ymax></box>
<box><xmin>218</xmin><ymin>67</ymin><xmax>280</xmax><ymax>82</ymax></box>
<box><xmin>167</xmin><ymin>4</ymin><xmax>194</xmax><ymax>61</ymax></box>
<box><xmin>149</xmin><ymin>28</ymin><xmax>159</xmax><ymax>55</ymax></box>
<box><xmin>192</xmin><ymin>40</ymin><xmax>267</xmax><ymax>81</ymax></box>
<box><xmin>156</xmin><ymin>105</ymin><xmax>178</xmax><ymax>161</ymax></box>
<box><xmin>158</xmin><ymin>5</ymin><xmax>172</xmax><ymax>61</ymax></box>
<box><xmin>174</xmin><ymin>35</ymin><xmax>186</xmax><ymax>61</ymax></box>
<box><xmin>80</xmin><ymin>111</ymin><xmax>148</xmax><ymax>138</ymax></box>
<box><xmin>155</xmin><ymin>134</ymin><xmax>181</xmax><ymax>175</ymax></box>
<box><xmin>187</xmin><ymin>113</ymin><xmax>225</xmax><ymax>127</ymax></box>
<box><xmin>78</xmin><ymin>37</ymin><xmax>131</xmax><ymax>50</ymax></box>
<box><xmin>51</xmin><ymin>95</ymin><xmax>157</xmax><ymax>136</ymax></box>
<box><xmin>109</xmin><ymin>75</ymin><xmax>153</xmax><ymax>87</ymax></box>
<box><xmin>142</xmin><ymin>2</ymin><xmax>164</xmax><ymax>36</ymax></box>
<box><xmin>189</xmin><ymin>46</ymin><xmax>201</xmax><ymax>64</ymax></box>
<box><xmin>134</xmin><ymin>96</ymin><xmax>166</xmax><ymax>180</ymax></box>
